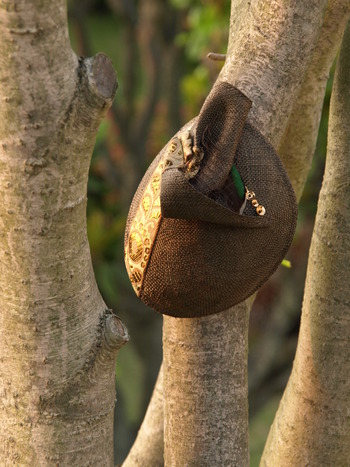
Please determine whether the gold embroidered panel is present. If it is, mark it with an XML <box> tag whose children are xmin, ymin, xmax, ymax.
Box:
<box><xmin>125</xmin><ymin>137</ymin><xmax>184</xmax><ymax>296</ymax></box>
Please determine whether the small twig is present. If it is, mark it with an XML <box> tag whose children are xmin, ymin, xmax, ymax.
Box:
<box><xmin>207</xmin><ymin>52</ymin><xmax>227</xmax><ymax>61</ymax></box>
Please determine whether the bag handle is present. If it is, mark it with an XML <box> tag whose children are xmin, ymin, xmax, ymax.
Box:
<box><xmin>191</xmin><ymin>82</ymin><xmax>252</xmax><ymax>195</ymax></box>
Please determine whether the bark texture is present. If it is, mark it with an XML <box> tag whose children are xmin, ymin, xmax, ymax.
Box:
<box><xmin>278</xmin><ymin>0</ymin><xmax>350</xmax><ymax>200</ymax></box>
<box><xmin>220</xmin><ymin>1</ymin><xmax>327</xmax><ymax>145</ymax></box>
<box><xmin>0</xmin><ymin>1</ymin><xmax>128</xmax><ymax>465</ymax></box>
<box><xmin>261</xmin><ymin>20</ymin><xmax>350</xmax><ymax>466</ymax></box>
<box><xmin>164</xmin><ymin>303</ymin><xmax>250</xmax><ymax>466</ymax></box>
<box><xmin>163</xmin><ymin>2</ymin><xmax>327</xmax><ymax>465</ymax></box>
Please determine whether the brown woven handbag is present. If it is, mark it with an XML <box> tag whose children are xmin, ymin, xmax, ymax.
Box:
<box><xmin>124</xmin><ymin>82</ymin><xmax>297</xmax><ymax>318</ymax></box>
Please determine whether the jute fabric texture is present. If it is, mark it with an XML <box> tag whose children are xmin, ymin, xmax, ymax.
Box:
<box><xmin>125</xmin><ymin>83</ymin><xmax>298</xmax><ymax>318</ymax></box>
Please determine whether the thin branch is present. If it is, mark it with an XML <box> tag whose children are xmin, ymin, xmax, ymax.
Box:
<box><xmin>207</xmin><ymin>52</ymin><xmax>227</xmax><ymax>61</ymax></box>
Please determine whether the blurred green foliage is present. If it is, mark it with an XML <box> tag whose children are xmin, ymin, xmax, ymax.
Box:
<box><xmin>116</xmin><ymin>343</ymin><xmax>146</xmax><ymax>424</ymax></box>
<box><xmin>175</xmin><ymin>0</ymin><xmax>231</xmax><ymax>115</ymax></box>
<box><xmin>249</xmin><ymin>396</ymin><xmax>280</xmax><ymax>466</ymax></box>
<box><xmin>174</xmin><ymin>0</ymin><xmax>230</xmax><ymax>60</ymax></box>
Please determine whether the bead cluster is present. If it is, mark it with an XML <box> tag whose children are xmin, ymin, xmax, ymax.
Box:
<box><xmin>245</xmin><ymin>187</ymin><xmax>266</xmax><ymax>216</ymax></box>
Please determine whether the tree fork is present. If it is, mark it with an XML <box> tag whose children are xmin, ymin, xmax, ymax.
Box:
<box><xmin>126</xmin><ymin>1</ymin><xmax>350</xmax><ymax>465</ymax></box>
<box><xmin>0</xmin><ymin>1</ymin><xmax>127</xmax><ymax>465</ymax></box>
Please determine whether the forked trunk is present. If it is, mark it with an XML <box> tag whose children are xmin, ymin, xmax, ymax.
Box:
<box><xmin>0</xmin><ymin>2</ymin><xmax>127</xmax><ymax>465</ymax></box>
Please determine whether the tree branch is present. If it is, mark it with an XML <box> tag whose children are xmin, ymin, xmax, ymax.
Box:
<box><xmin>278</xmin><ymin>0</ymin><xmax>350</xmax><ymax>200</ymax></box>
<box><xmin>164</xmin><ymin>303</ymin><xmax>250</xmax><ymax>465</ymax></box>
<box><xmin>261</xmin><ymin>19</ymin><xmax>350</xmax><ymax>466</ymax></box>
<box><xmin>133</xmin><ymin>0</ymin><xmax>163</xmax><ymax>147</ymax></box>
<box><xmin>248</xmin><ymin>0</ymin><xmax>350</xmax><ymax>416</ymax></box>
<box><xmin>220</xmin><ymin>1</ymin><xmax>328</xmax><ymax>145</ymax></box>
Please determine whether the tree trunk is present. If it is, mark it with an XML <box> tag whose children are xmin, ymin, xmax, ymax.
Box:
<box><xmin>163</xmin><ymin>2</ymin><xmax>327</xmax><ymax>465</ymax></box>
<box><xmin>278</xmin><ymin>0</ymin><xmax>350</xmax><ymax>200</ymax></box>
<box><xmin>261</xmin><ymin>19</ymin><xmax>350</xmax><ymax>466</ymax></box>
<box><xmin>0</xmin><ymin>2</ymin><xmax>128</xmax><ymax>465</ymax></box>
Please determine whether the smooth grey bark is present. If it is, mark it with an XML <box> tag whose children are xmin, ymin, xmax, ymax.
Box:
<box><xmin>0</xmin><ymin>1</ymin><xmax>128</xmax><ymax>465</ymax></box>
<box><xmin>261</xmin><ymin>19</ymin><xmax>350</xmax><ymax>466</ymax></box>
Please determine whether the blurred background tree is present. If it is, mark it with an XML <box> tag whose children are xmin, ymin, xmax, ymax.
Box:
<box><xmin>67</xmin><ymin>0</ymin><xmax>331</xmax><ymax>464</ymax></box>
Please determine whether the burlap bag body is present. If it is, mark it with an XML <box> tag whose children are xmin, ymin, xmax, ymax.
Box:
<box><xmin>125</xmin><ymin>83</ymin><xmax>298</xmax><ymax>318</ymax></box>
